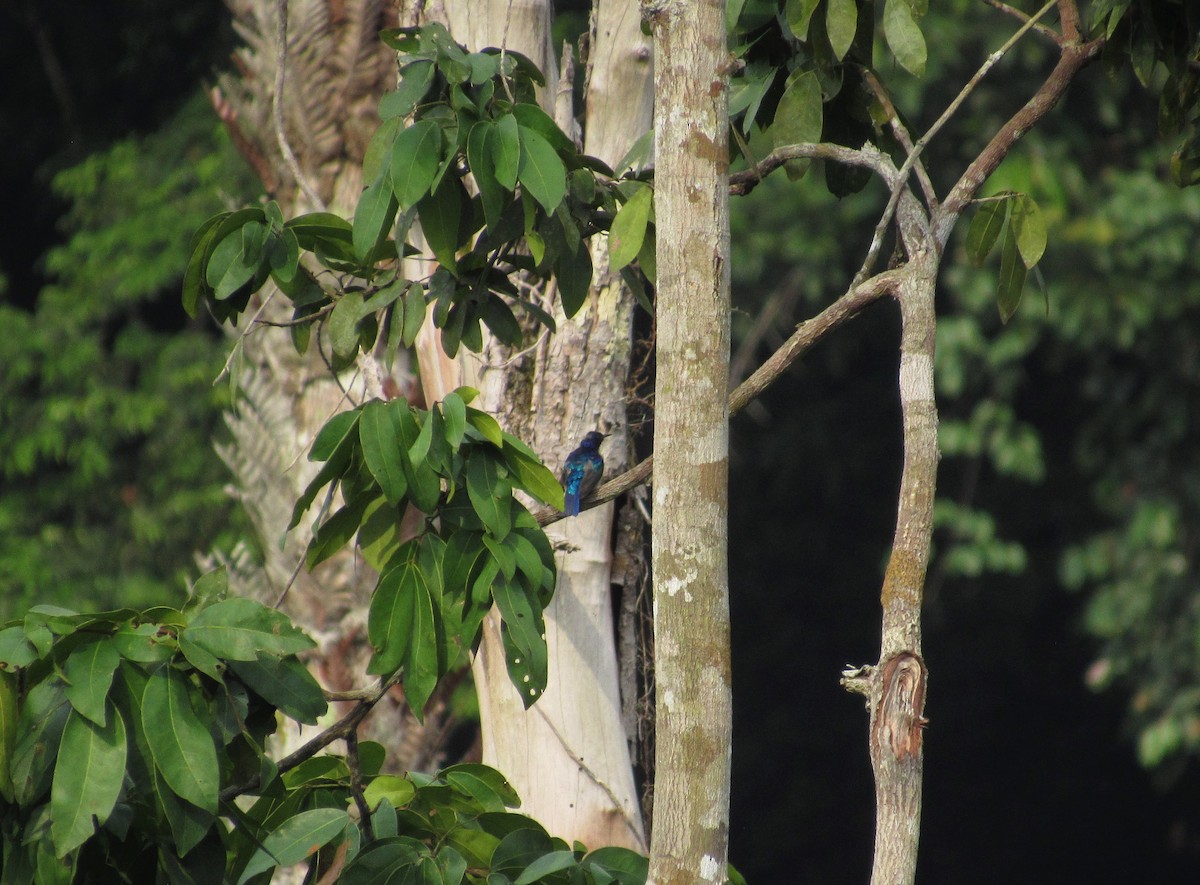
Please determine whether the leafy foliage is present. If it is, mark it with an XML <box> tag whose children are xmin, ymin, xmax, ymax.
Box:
<box><xmin>0</xmin><ymin>571</ymin><xmax>647</xmax><ymax>883</ymax></box>
<box><xmin>185</xmin><ymin>23</ymin><xmax>655</xmax><ymax>363</ymax></box>
<box><xmin>0</xmin><ymin>96</ymin><xmax>259</xmax><ymax>618</ymax></box>
<box><xmin>291</xmin><ymin>388</ymin><xmax>563</xmax><ymax>711</ymax></box>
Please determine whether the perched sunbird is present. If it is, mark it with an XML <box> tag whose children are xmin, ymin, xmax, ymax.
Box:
<box><xmin>561</xmin><ymin>431</ymin><xmax>607</xmax><ymax>516</ymax></box>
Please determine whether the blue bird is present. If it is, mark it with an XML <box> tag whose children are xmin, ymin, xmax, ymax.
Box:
<box><xmin>561</xmin><ymin>431</ymin><xmax>607</xmax><ymax>516</ymax></box>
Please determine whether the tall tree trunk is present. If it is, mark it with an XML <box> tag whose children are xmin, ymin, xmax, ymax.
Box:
<box><xmin>644</xmin><ymin>0</ymin><xmax>733</xmax><ymax>881</ymax></box>
<box><xmin>402</xmin><ymin>0</ymin><xmax>651</xmax><ymax>851</ymax></box>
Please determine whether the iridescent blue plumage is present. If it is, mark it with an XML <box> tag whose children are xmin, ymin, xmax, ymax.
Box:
<box><xmin>561</xmin><ymin>431</ymin><xmax>606</xmax><ymax>516</ymax></box>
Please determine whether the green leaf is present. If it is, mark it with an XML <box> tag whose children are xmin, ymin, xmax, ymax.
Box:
<box><xmin>395</xmin><ymin>405</ymin><xmax>442</xmax><ymax>513</ymax></box>
<box><xmin>181</xmin><ymin>598</ymin><xmax>316</xmax><ymax>661</ymax></box>
<box><xmin>608</xmin><ymin>184</ymin><xmax>653</xmax><ymax>271</ymax></box>
<box><xmin>329</xmin><ymin>290</ymin><xmax>368</xmax><ymax>361</ymax></box>
<box><xmin>480</xmin><ymin>294</ymin><xmax>522</xmax><ymax>345</ymax></box>
<box><xmin>391</xmin><ymin>119</ymin><xmax>443</xmax><ymax>209</ymax></box>
<box><xmin>785</xmin><ymin>0</ymin><xmax>822</xmax><ymax>39</ymax></box>
<box><xmin>142</xmin><ymin>667</ymin><xmax>218</xmax><ymax>813</ymax></box>
<box><xmin>364</xmin><ymin>774</ymin><xmax>417</xmax><ymax>810</ymax></box>
<box><xmin>418</xmin><ymin>176</ymin><xmax>466</xmax><ymax>273</ymax></box>
<box><xmin>12</xmin><ymin>681</ymin><xmax>70</xmax><ymax>805</ymax></box>
<box><xmin>0</xmin><ymin>671</ymin><xmax>17</xmax><ymax>801</ymax></box>
<box><xmin>286</xmin><ymin>212</ymin><xmax>354</xmax><ymax>251</ymax></box>
<box><xmin>1012</xmin><ymin>194</ymin><xmax>1047</xmax><ymax>268</ymax></box>
<box><xmin>468</xmin><ymin>121</ymin><xmax>507</xmax><ymax>231</ymax></box>
<box><xmin>467</xmin><ymin>454</ymin><xmax>513</xmax><ymax>542</ymax></box>
<box><xmin>184</xmin><ymin>567</ymin><xmax>229</xmax><ymax>617</ymax></box>
<box><xmin>50</xmin><ymin>705</ymin><xmax>127</xmax><ymax>856</ymax></box>
<box><xmin>237</xmin><ymin>808</ymin><xmax>350</xmax><ymax>884</ymax></box>
<box><xmin>368</xmin><ymin>554</ymin><xmax>419</xmax><ymax>675</ymax></box>
<box><xmin>997</xmin><ymin>223</ymin><xmax>1027</xmax><ymax>323</ymax></box>
<box><xmin>884</xmin><ymin>0</ymin><xmax>927</xmax><ymax>77</ymax></box>
<box><xmin>512</xmin><ymin>103</ymin><xmax>575</xmax><ymax>154</ymax></box>
<box><xmin>206</xmin><ymin>225</ymin><xmax>262</xmax><ymax>301</ymax></box>
<box><xmin>306</xmin><ymin>490</ymin><xmax>376</xmax><ymax>569</ymax></box>
<box><xmin>232</xmin><ymin>656</ymin><xmax>327</xmax><ymax>725</ymax></box>
<box><xmin>826</xmin><ymin>0</ymin><xmax>858</xmax><ymax>61</ymax></box>
<box><xmin>492</xmin><ymin>113</ymin><xmax>521</xmax><ymax>190</ymax></box>
<box><xmin>408</xmin><ymin>409</ymin><xmax>436</xmax><ymax>469</ymax></box>
<box><xmin>380</xmin><ymin>60</ymin><xmax>436</xmax><ymax>120</ymax></box>
<box><xmin>466</xmin><ymin>408</ymin><xmax>504</xmax><ymax>447</ymax></box>
<box><xmin>965</xmin><ymin>194</ymin><xmax>1012</xmax><ymax>266</ymax></box>
<box><xmin>517</xmin><ymin>126</ymin><xmax>567</xmax><ymax>213</ymax></box>
<box><xmin>402</xmin><ymin>280</ymin><xmax>428</xmax><ymax>347</ymax></box>
<box><xmin>442</xmin><ymin>391</ymin><xmax>467</xmax><ymax>449</ymax></box>
<box><xmin>289</xmin><ymin>412</ymin><xmax>363</xmax><ymax>529</ymax></box>
<box><xmin>515</xmin><ymin>850</ymin><xmax>578</xmax><ymax>884</ymax></box>
<box><xmin>555</xmin><ymin>239</ymin><xmax>593</xmax><ymax>317</ymax></box>
<box><xmin>63</xmin><ymin>638</ymin><xmax>121</xmax><ymax>727</ymax></box>
<box><xmin>353</xmin><ymin>172</ymin><xmax>399</xmax><ymax>265</ymax></box>
<box><xmin>368</xmin><ymin>546</ymin><xmax>444</xmax><ymax>707</ymax></box>
<box><xmin>492</xmin><ymin>576</ymin><xmax>544</xmax><ymax>667</ymax></box>
<box><xmin>0</xmin><ymin>625</ymin><xmax>38</xmax><ymax>669</ymax></box>
<box><xmin>502</xmin><ymin>442</ymin><xmax>564</xmax><ymax>511</ymax></box>
<box><xmin>772</xmin><ymin>69</ymin><xmax>823</xmax><ymax>180</ymax></box>
<box><xmin>360</xmin><ymin>399</ymin><xmax>410</xmax><ymax>505</ymax></box>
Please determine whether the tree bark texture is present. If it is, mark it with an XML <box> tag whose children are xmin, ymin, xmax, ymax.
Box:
<box><xmin>403</xmin><ymin>0</ymin><xmax>651</xmax><ymax>851</ymax></box>
<box><xmin>645</xmin><ymin>0</ymin><xmax>733</xmax><ymax>882</ymax></box>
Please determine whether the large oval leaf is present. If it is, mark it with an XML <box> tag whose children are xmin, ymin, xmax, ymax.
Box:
<box><xmin>142</xmin><ymin>668</ymin><xmax>218</xmax><ymax>813</ymax></box>
<box><xmin>516</xmin><ymin>126</ymin><xmax>567</xmax><ymax>213</ymax></box>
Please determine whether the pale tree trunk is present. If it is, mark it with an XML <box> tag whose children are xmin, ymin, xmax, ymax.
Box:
<box><xmin>211</xmin><ymin>0</ymin><xmax>461</xmax><ymax>771</ymax></box>
<box><xmin>402</xmin><ymin>0</ymin><xmax>651</xmax><ymax>851</ymax></box>
<box><xmin>644</xmin><ymin>0</ymin><xmax>732</xmax><ymax>882</ymax></box>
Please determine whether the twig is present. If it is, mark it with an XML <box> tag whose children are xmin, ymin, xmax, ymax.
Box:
<box><xmin>859</xmin><ymin>68</ymin><xmax>938</xmax><ymax>210</ymax></box>
<box><xmin>855</xmin><ymin>0</ymin><xmax>1059</xmax><ymax>284</ymax></box>
<box><xmin>274</xmin><ymin>0</ymin><xmax>326</xmax><ymax>210</ymax></box>
<box><xmin>936</xmin><ymin>29</ymin><xmax>1104</xmax><ymax>243</ymax></box>
<box><xmin>982</xmin><ymin>0</ymin><xmax>1063</xmax><ymax>44</ymax></box>
<box><xmin>729</xmin><ymin>141</ymin><xmax>899</xmax><ymax>196</ymax></box>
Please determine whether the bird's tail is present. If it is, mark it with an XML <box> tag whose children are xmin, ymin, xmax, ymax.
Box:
<box><xmin>564</xmin><ymin>492</ymin><xmax>581</xmax><ymax>516</ymax></box>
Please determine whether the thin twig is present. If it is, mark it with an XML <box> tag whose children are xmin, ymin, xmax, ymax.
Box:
<box><xmin>854</xmin><ymin>0</ymin><xmax>1059</xmax><ymax>284</ymax></box>
<box><xmin>983</xmin><ymin>0</ymin><xmax>1063</xmax><ymax>44</ymax></box>
<box><xmin>274</xmin><ymin>0</ymin><xmax>326</xmax><ymax>210</ymax></box>
<box><xmin>859</xmin><ymin>68</ymin><xmax>938</xmax><ymax>210</ymax></box>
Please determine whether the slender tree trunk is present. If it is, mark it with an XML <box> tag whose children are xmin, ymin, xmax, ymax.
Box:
<box><xmin>644</xmin><ymin>0</ymin><xmax>732</xmax><ymax>881</ymax></box>
<box><xmin>403</xmin><ymin>0</ymin><xmax>651</xmax><ymax>850</ymax></box>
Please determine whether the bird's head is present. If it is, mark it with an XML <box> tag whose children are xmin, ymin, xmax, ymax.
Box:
<box><xmin>579</xmin><ymin>431</ymin><xmax>607</xmax><ymax>450</ymax></box>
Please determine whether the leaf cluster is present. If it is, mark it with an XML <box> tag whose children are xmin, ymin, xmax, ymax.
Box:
<box><xmin>1090</xmin><ymin>0</ymin><xmax>1200</xmax><ymax>186</ymax></box>
<box><xmin>291</xmin><ymin>388</ymin><xmax>564</xmax><ymax>713</ymax></box>
<box><xmin>184</xmin><ymin>23</ymin><xmax>657</xmax><ymax>363</ymax></box>
<box><xmin>726</xmin><ymin>0</ymin><xmax>929</xmax><ymax>192</ymax></box>
<box><xmin>0</xmin><ymin>570</ymin><xmax>648</xmax><ymax>883</ymax></box>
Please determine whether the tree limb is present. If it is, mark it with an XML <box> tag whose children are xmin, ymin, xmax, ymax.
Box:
<box><xmin>935</xmin><ymin>31</ymin><xmax>1104</xmax><ymax>245</ymax></box>
<box><xmin>530</xmin><ymin>267</ymin><xmax>903</xmax><ymax>525</ymax></box>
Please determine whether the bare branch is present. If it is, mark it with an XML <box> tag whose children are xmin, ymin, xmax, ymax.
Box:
<box><xmin>935</xmin><ymin>33</ymin><xmax>1104</xmax><ymax>244</ymax></box>
<box><xmin>859</xmin><ymin>68</ymin><xmax>938</xmax><ymax>210</ymax></box>
<box><xmin>529</xmin><ymin>267</ymin><xmax>904</xmax><ymax>525</ymax></box>
<box><xmin>729</xmin><ymin>142</ymin><xmax>900</xmax><ymax>196</ymax></box>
